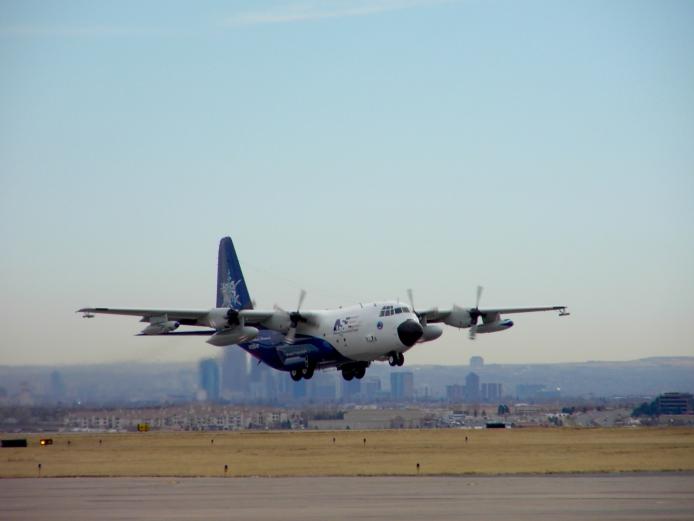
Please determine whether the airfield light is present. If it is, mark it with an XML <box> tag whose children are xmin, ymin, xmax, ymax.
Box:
<box><xmin>39</xmin><ymin>438</ymin><xmax>53</xmax><ymax>446</ymax></box>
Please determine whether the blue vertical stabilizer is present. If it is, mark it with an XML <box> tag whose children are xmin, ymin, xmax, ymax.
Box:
<box><xmin>216</xmin><ymin>237</ymin><xmax>252</xmax><ymax>309</ymax></box>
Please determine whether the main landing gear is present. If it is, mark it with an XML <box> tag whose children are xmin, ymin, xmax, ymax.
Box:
<box><xmin>388</xmin><ymin>351</ymin><xmax>405</xmax><ymax>367</ymax></box>
<box><xmin>341</xmin><ymin>363</ymin><xmax>368</xmax><ymax>381</ymax></box>
<box><xmin>290</xmin><ymin>362</ymin><xmax>315</xmax><ymax>381</ymax></box>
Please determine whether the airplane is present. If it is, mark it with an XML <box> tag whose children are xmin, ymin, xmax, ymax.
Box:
<box><xmin>78</xmin><ymin>237</ymin><xmax>568</xmax><ymax>382</ymax></box>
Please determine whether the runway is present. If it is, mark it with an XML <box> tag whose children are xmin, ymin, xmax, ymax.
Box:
<box><xmin>3</xmin><ymin>474</ymin><xmax>693</xmax><ymax>520</ymax></box>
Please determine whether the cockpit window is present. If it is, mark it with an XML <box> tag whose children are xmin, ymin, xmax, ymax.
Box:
<box><xmin>379</xmin><ymin>305</ymin><xmax>396</xmax><ymax>317</ymax></box>
<box><xmin>380</xmin><ymin>304</ymin><xmax>412</xmax><ymax>316</ymax></box>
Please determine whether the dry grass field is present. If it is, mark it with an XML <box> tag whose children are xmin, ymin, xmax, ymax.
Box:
<box><xmin>2</xmin><ymin>427</ymin><xmax>693</xmax><ymax>478</ymax></box>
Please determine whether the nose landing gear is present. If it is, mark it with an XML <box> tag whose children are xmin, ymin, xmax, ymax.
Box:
<box><xmin>388</xmin><ymin>351</ymin><xmax>405</xmax><ymax>367</ymax></box>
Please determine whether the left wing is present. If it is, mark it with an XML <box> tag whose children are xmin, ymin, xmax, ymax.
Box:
<box><xmin>418</xmin><ymin>305</ymin><xmax>568</xmax><ymax>324</ymax></box>
<box><xmin>479</xmin><ymin>306</ymin><xmax>568</xmax><ymax>315</ymax></box>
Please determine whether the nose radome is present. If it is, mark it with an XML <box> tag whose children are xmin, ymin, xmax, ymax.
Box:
<box><xmin>397</xmin><ymin>319</ymin><xmax>423</xmax><ymax>347</ymax></box>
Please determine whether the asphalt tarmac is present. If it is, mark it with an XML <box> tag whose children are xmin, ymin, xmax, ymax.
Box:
<box><xmin>2</xmin><ymin>474</ymin><xmax>693</xmax><ymax>520</ymax></box>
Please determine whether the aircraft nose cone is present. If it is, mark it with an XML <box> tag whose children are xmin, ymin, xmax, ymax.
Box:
<box><xmin>397</xmin><ymin>319</ymin><xmax>423</xmax><ymax>347</ymax></box>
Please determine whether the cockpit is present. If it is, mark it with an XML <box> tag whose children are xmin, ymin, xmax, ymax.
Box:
<box><xmin>379</xmin><ymin>305</ymin><xmax>410</xmax><ymax>317</ymax></box>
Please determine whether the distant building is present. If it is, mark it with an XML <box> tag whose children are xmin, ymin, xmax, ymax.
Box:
<box><xmin>465</xmin><ymin>372</ymin><xmax>480</xmax><ymax>402</ymax></box>
<box><xmin>516</xmin><ymin>384</ymin><xmax>561</xmax><ymax>402</ymax></box>
<box><xmin>292</xmin><ymin>379</ymin><xmax>307</xmax><ymax>399</ymax></box>
<box><xmin>446</xmin><ymin>384</ymin><xmax>464</xmax><ymax>401</ymax></box>
<box><xmin>50</xmin><ymin>370</ymin><xmax>65</xmax><ymax>401</ymax></box>
<box><xmin>220</xmin><ymin>348</ymin><xmax>249</xmax><ymax>398</ymax></box>
<box><xmin>390</xmin><ymin>372</ymin><xmax>414</xmax><ymax>400</ymax></box>
<box><xmin>363</xmin><ymin>377</ymin><xmax>382</xmax><ymax>400</ymax></box>
<box><xmin>516</xmin><ymin>384</ymin><xmax>546</xmax><ymax>401</ymax></box>
<box><xmin>470</xmin><ymin>356</ymin><xmax>484</xmax><ymax>369</ymax></box>
<box><xmin>481</xmin><ymin>382</ymin><xmax>502</xmax><ymax>402</ymax></box>
<box><xmin>341</xmin><ymin>378</ymin><xmax>361</xmax><ymax>401</ymax></box>
<box><xmin>655</xmin><ymin>392</ymin><xmax>694</xmax><ymax>415</ymax></box>
<box><xmin>310</xmin><ymin>372</ymin><xmax>337</xmax><ymax>401</ymax></box>
<box><xmin>198</xmin><ymin>359</ymin><xmax>220</xmax><ymax>402</ymax></box>
<box><xmin>248</xmin><ymin>363</ymin><xmax>277</xmax><ymax>402</ymax></box>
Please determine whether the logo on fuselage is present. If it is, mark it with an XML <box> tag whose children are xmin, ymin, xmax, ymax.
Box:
<box><xmin>333</xmin><ymin>316</ymin><xmax>360</xmax><ymax>335</ymax></box>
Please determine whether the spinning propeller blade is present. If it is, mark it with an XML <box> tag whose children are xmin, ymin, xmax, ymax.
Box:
<box><xmin>469</xmin><ymin>285</ymin><xmax>483</xmax><ymax>340</ymax></box>
<box><xmin>281</xmin><ymin>289</ymin><xmax>307</xmax><ymax>345</ymax></box>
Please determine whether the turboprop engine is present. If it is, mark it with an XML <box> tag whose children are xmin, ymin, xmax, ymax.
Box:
<box><xmin>419</xmin><ymin>324</ymin><xmax>443</xmax><ymax>342</ymax></box>
<box><xmin>140</xmin><ymin>321</ymin><xmax>180</xmax><ymax>335</ymax></box>
<box><xmin>442</xmin><ymin>305</ymin><xmax>473</xmax><ymax>328</ymax></box>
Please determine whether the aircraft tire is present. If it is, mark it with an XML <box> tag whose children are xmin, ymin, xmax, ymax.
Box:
<box><xmin>388</xmin><ymin>353</ymin><xmax>398</xmax><ymax>366</ymax></box>
<box><xmin>396</xmin><ymin>353</ymin><xmax>405</xmax><ymax>366</ymax></box>
<box><xmin>355</xmin><ymin>366</ymin><xmax>366</xmax><ymax>379</ymax></box>
<box><xmin>302</xmin><ymin>365</ymin><xmax>315</xmax><ymax>380</ymax></box>
<box><xmin>290</xmin><ymin>369</ymin><xmax>302</xmax><ymax>382</ymax></box>
<box><xmin>342</xmin><ymin>369</ymin><xmax>354</xmax><ymax>381</ymax></box>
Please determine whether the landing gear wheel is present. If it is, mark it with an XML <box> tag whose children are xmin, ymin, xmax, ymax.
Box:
<box><xmin>388</xmin><ymin>353</ymin><xmax>398</xmax><ymax>367</ymax></box>
<box><xmin>354</xmin><ymin>366</ymin><xmax>366</xmax><ymax>379</ymax></box>
<box><xmin>302</xmin><ymin>364</ymin><xmax>315</xmax><ymax>380</ymax></box>
<box><xmin>396</xmin><ymin>352</ymin><xmax>405</xmax><ymax>366</ymax></box>
<box><xmin>290</xmin><ymin>369</ymin><xmax>302</xmax><ymax>381</ymax></box>
<box><xmin>342</xmin><ymin>368</ymin><xmax>354</xmax><ymax>381</ymax></box>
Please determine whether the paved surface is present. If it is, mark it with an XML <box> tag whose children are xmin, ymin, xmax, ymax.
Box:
<box><xmin>2</xmin><ymin>474</ymin><xmax>694</xmax><ymax>520</ymax></box>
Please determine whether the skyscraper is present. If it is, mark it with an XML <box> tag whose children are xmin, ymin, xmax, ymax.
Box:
<box><xmin>390</xmin><ymin>372</ymin><xmax>414</xmax><ymax>400</ymax></box>
<box><xmin>481</xmin><ymin>382</ymin><xmax>502</xmax><ymax>402</ymax></box>
<box><xmin>49</xmin><ymin>370</ymin><xmax>65</xmax><ymax>401</ymax></box>
<box><xmin>464</xmin><ymin>372</ymin><xmax>480</xmax><ymax>402</ymax></box>
<box><xmin>221</xmin><ymin>347</ymin><xmax>249</xmax><ymax>398</ymax></box>
<box><xmin>198</xmin><ymin>358</ymin><xmax>220</xmax><ymax>402</ymax></box>
<box><xmin>341</xmin><ymin>377</ymin><xmax>361</xmax><ymax>401</ymax></box>
<box><xmin>470</xmin><ymin>356</ymin><xmax>484</xmax><ymax>369</ymax></box>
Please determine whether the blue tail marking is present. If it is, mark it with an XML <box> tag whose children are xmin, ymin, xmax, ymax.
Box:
<box><xmin>216</xmin><ymin>237</ymin><xmax>252</xmax><ymax>310</ymax></box>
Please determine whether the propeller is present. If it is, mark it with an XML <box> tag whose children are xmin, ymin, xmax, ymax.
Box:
<box><xmin>407</xmin><ymin>288</ymin><xmax>426</xmax><ymax>325</ymax></box>
<box><xmin>469</xmin><ymin>285</ymin><xmax>483</xmax><ymax>340</ymax></box>
<box><xmin>407</xmin><ymin>288</ymin><xmax>416</xmax><ymax>315</ymax></box>
<box><xmin>225</xmin><ymin>308</ymin><xmax>240</xmax><ymax>327</ymax></box>
<box><xmin>275</xmin><ymin>289</ymin><xmax>308</xmax><ymax>344</ymax></box>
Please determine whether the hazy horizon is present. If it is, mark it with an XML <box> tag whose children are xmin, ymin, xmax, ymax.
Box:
<box><xmin>1</xmin><ymin>1</ymin><xmax>693</xmax><ymax>366</ymax></box>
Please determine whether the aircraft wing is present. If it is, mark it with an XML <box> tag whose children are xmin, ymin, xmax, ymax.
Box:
<box><xmin>416</xmin><ymin>308</ymin><xmax>451</xmax><ymax>323</ymax></box>
<box><xmin>417</xmin><ymin>305</ymin><xmax>567</xmax><ymax>323</ymax></box>
<box><xmin>77</xmin><ymin>308</ymin><xmax>208</xmax><ymax>321</ymax></box>
<box><xmin>479</xmin><ymin>306</ymin><xmax>567</xmax><ymax>315</ymax></box>
<box><xmin>76</xmin><ymin>307</ymin><xmax>276</xmax><ymax>326</ymax></box>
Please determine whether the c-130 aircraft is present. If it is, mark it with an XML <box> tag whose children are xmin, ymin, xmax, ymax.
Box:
<box><xmin>79</xmin><ymin>237</ymin><xmax>568</xmax><ymax>382</ymax></box>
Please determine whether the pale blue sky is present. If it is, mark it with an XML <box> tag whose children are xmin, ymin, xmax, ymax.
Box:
<box><xmin>1</xmin><ymin>0</ymin><xmax>693</xmax><ymax>365</ymax></box>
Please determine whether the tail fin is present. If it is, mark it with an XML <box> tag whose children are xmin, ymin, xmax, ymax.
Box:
<box><xmin>216</xmin><ymin>237</ymin><xmax>252</xmax><ymax>310</ymax></box>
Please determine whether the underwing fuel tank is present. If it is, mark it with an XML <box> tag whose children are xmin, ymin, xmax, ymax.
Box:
<box><xmin>141</xmin><ymin>321</ymin><xmax>180</xmax><ymax>335</ymax></box>
<box><xmin>206</xmin><ymin>326</ymin><xmax>259</xmax><ymax>346</ymax></box>
<box><xmin>475</xmin><ymin>319</ymin><xmax>514</xmax><ymax>334</ymax></box>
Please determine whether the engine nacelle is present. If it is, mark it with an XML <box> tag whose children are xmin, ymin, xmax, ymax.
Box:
<box><xmin>419</xmin><ymin>324</ymin><xmax>443</xmax><ymax>342</ymax></box>
<box><xmin>206</xmin><ymin>326</ymin><xmax>259</xmax><ymax>347</ymax></box>
<box><xmin>475</xmin><ymin>319</ymin><xmax>514</xmax><ymax>334</ymax></box>
<box><xmin>207</xmin><ymin>308</ymin><xmax>238</xmax><ymax>329</ymax></box>
<box><xmin>260</xmin><ymin>311</ymin><xmax>293</xmax><ymax>334</ymax></box>
<box><xmin>141</xmin><ymin>321</ymin><xmax>180</xmax><ymax>335</ymax></box>
<box><xmin>443</xmin><ymin>305</ymin><xmax>473</xmax><ymax>329</ymax></box>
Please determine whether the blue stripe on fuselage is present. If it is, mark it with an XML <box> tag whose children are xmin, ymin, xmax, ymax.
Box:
<box><xmin>238</xmin><ymin>327</ymin><xmax>351</xmax><ymax>371</ymax></box>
